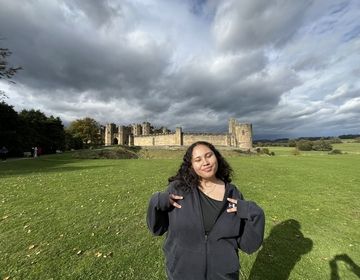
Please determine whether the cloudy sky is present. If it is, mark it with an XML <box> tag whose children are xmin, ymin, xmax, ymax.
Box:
<box><xmin>1</xmin><ymin>0</ymin><xmax>359</xmax><ymax>139</ymax></box>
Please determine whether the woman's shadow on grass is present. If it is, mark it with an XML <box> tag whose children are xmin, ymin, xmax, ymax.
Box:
<box><xmin>248</xmin><ymin>219</ymin><xmax>313</xmax><ymax>280</ymax></box>
<box><xmin>329</xmin><ymin>254</ymin><xmax>360</xmax><ymax>279</ymax></box>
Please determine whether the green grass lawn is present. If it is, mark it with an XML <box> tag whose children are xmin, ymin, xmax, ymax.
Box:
<box><xmin>0</xmin><ymin>145</ymin><xmax>359</xmax><ymax>279</ymax></box>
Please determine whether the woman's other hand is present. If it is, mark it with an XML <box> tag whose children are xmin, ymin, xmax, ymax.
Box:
<box><xmin>169</xmin><ymin>194</ymin><xmax>183</xmax><ymax>208</ymax></box>
<box><xmin>226</xmin><ymin>198</ymin><xmax>237</xmax><ymax>213</ymax></box>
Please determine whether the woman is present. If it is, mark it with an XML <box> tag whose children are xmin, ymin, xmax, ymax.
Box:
<box><xmin>147</xmin><ymin>141</ymin><xmax>265</xmax><ymax>280</ymax></box>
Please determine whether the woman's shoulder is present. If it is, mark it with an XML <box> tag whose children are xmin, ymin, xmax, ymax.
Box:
<box><xmin>227</xmin><ymin>182</ymin><xmax>239</xmax><ymax>190</ymax></box>
<box><xmin>227</xmin><ymin>182</ymin><xmax>244</xmax><ymax>198</ymax></box>
<box><xmin>168</xmin><ymin>179</ymin><xmax>183</xmax><ymax>186</ymax></box>
<box><xmin>167</xmin><ymin>179</ymin><xmax>190</xmax><ymax>194</ymax></box>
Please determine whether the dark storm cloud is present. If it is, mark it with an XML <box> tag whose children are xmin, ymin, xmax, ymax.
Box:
<box><xmin>213</xmin><ymin>0</ymin><xmax>314</xmax><ymax>51</ymax></box>
<box><xmin>1</xmin><ymin>0</ymin><xmax>359</xmax><ymax>137</ymax></box>
<box><xmin>0</xmin><ymin>1</ymin><xmax>170</xmax><ymax>102</ymax></box>
<box><xmin>63</xmin><ymin>0</ymin><xmax>123</xmax><ymax>27</ymax></box>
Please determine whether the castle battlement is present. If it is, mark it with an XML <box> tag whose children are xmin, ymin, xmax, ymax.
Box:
<box><xmin>104</xmin><ymin>118</ymin><xmax>252</xmax><ymax>149</ymax></box>
<box><xmin>183</xmin><ymin>132</ymin><xmax>230</xmax><ymax>136</ymax></box>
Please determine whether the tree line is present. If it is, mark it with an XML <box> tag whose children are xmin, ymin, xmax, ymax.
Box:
<box><xmin>0</xmin><ymin>101</ymin><xmax>103</xmax><ymax>157</ymax></box>
<box><xmin>1</xmin><ymin>45</ymin><xmax>105</xmax><ymax>157</ymax></box>
<box><xmin>255</xmin><ymin>138</ymin><xmax>336</xmax><ymax>151</ymax></box>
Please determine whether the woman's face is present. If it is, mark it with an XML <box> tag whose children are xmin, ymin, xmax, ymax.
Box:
<box><xmin>191</xmin><ymin>144</ymin><xmax>218</xmax><ymax>180</ymax></box>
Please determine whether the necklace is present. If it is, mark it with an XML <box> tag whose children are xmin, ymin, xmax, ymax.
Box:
<box><xmin>200</xmin><ymin>182</ymin><xmax>216</xmax><ymax>195</ymax></box>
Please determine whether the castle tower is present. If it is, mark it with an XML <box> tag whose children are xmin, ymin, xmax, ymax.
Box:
<box><xmin>132</xmin><ymin>124</ymin><xmax>142</xmax><ymax>136</ymax></box>
<box><xmin>235</xmin><ymin>123</ymin><xmax>253</xmax><ymax>149</ymax></box>
<box><xmin>128</xmin><ymin>134</ymin><xmax>134</xmax><ymax>146</ymax></box>
<box><xmin>105</xmin><ymin>123</ymin><xmax>116</xmax><ymax>146</ymax></box>
<box><xmin>118</xmin><ymin>125</ymin><xmax>125</xmax><ymax>145</ymax></box>
<box><xmin>228</xmin><ymin>118</ymin><xmax>237</xmax><ymax>146</ymax></box>
<box><xmin>175</xmin><ymin>127</ymin><xmax>183</xmax><ymax>146</ymax></box>
<box><xmin>228</xmin><ymin>118</ymin><xmax>237</xmax><ymax>135</ymax></box>
<box><xmin>142</xmin><ymin>122</ymin><xmax>151</xmax><ymax>135</ymax></box>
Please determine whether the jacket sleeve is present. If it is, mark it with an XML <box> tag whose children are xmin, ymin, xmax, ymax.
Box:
<box><xmin>236</xmin><ymin>194</ymin><xmax>265</xmax><ymax>254</ymax></box>
<box><xmin>146</xmin><ymin>187</ymin><xmax>173</xmax><ymax>236</ymax></box>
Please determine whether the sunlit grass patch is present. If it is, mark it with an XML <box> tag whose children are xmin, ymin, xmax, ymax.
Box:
<box><xmin>0</xmin><ymin>145</ymin><xmax>359</xmax><ymax>279</ymax></box>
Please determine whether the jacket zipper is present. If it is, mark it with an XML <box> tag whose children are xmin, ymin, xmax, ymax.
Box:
<box><xmin>195</xmin><ymin>187</ymin><xmax>209</xmax><ymax>279</ymax></box>
<box><xmin>204</xmin><ymin>233</ymin><xmax>208</xmax><ymax>279</ymax></box>
<box><xmin>197</xmin><ymin>184</ymin><xmax>231</xmax><ymax>279</ymax></box>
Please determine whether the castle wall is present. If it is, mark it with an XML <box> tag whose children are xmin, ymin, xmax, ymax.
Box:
<box><xmin>105</xmin><ymin>118</ymin><xmax>253</xmax><ymax>149</ymax></box>
<box><xmin>134</xmin><ymin>133</ymin><xmax>176</xmax><ymax>146</ymax></box>
<box><xmin>183</xmin><ymin>134</ymin><xmax>230</xmax><ymax>146</ymax></box>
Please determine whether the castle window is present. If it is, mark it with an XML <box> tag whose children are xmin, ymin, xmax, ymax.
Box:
<box><xmin>242</xmin><ymin>130</ymin><xmax>245</xmax><ymax>135</ymax></box>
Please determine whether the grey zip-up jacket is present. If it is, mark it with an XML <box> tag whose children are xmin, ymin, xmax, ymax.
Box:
<box><xmin>147</xmin><ymin>180</ymin><xmax>265</xmax><ymax>280</ymax></box>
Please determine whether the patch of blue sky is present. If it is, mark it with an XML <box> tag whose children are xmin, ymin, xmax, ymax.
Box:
<box><xmin>300</xmin><ymin>1</ymin><xmax>358</xmax><ymax>38</ymax></box>
<box><xmin>188</xmin><ymin>0</ymin><xmax>206</xmax><ymax>15</ymax></box>
<box><xmin>186</xmin><ymin>0</ymin><xmax>215</xmax><ymax>22</ymax></box>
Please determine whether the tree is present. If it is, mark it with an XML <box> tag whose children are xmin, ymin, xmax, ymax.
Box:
<box><xmin>312</xmin><ymin>139</ymin><xmax>333</xmax><ymax>151</ymax></box>
<box><xmin>0</xmin><ymin>46</ymin><xmax>22</xmax><ymax>100</ymax></box>
<box><xmin>0</xmin><ymin>47</ymin><xmax>22</xmax><ymax>82</ymax></box>
<box><xmin>288</xmin><ymin>139</ymin><xmax>297</xmax><ymax>147</ymax></box>
<box><xmin>67</xmin><ymin>117</ymin><xmax>102</xmax><ymax>147</ymax></box>
<box><xmin>296</xmin><ymin>140</ymin><xmax>313</xmax><ymax>151</ymax></box>
<box><xmin>0</xmin><ymin>101</ymin><xmax>20</xmax><ymax>155</ymax></box>
<box><xmin>18</xmin><ymin>109</ymin><xmax>65</xmax><ymax>154</ymax></box>
<box><xmin>64</xmin><ymin>131</ymin><xmax>84</xmax><ymax>150</ymax></box>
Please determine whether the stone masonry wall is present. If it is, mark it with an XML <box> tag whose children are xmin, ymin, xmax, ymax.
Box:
<box><xmin>104</xmin><ymin>118</ymin><xmax>253</xmax><ymax>149</ymax></box>
<box><xmin>183</xmin><ymin>134</ymin><xmax>230</xmax><ymax>146</ymax></box>
<box><xmin>134</xmin><ymin>133</ymin><xmax>176</xmax><ymax>146</ymax></box>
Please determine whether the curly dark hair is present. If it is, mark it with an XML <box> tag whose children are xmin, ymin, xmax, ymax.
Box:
<box><xmin>168</xmin><ymin>141</ymin><xmax>233</xmax><ymax>192</ymax></box>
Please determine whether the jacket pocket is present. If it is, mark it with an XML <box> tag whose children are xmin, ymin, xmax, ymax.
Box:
<box><xmin>165</xmin><ymin>244</ymin><xmax>205</xmax><ymax>279</ymax></box>
<box><xmin>164</xmin><ymin>242</ymin><xmax>177</xmax><ymax>274</ymax></box>
<box><xmin>212</xmin><ymin>239</ymin><xmax>240</xmax><ymax>274</ymax></box>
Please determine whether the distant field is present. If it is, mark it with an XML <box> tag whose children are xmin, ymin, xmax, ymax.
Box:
<box><xmin>257</xmin><ymin>141</ymin><xmax>360</xmax><ymax>156</ymax></box>
<box><xmin>333</xmin><ymin>142</ymin><xmax>360</xmax><ymax>154</ymax></box>
<box><xmin>0</xmin><ymin>143</ymin><xmax>359</xmax><ymax>279</ymax></box>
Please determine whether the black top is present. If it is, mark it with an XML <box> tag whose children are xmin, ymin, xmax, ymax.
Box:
<box><xmin>147</xmin><ymin>180</ymin><xmax>266</xmax><ymax>280</ymax></box>
<box><xmin>198</xmin><ymin>189</ymin><xmax>225</xmax><ymax>234</ymax></box>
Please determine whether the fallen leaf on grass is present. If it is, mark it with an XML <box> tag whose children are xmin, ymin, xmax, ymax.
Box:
<box><xmin>28</xmin><ymin>244</ymin><xmax>37</xmax><ymax>250</ymax></box>
<box><xmin>95</xmin><ymin>252</ymin><xmax>102</xmax><ymax>257</ymax></box>
<box><xmin>76</xmin><ymin>250</ymin><xmax>83</xmax><ymax>256</ymax></box>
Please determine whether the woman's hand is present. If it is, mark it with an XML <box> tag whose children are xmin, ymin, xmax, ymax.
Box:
<box><xmin>226</xmin><ymin>198</ymin><xmax>237</xmax><ymax>213</ymax></box>
<box><xmin>169</xmin><ymin>194</ymin><xmax>183</xmax><ymax>208</ymax></box>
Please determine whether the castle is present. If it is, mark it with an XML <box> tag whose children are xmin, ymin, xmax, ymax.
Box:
<box><xmin>104</xmin><ymin>118</ymin><xmax>253</xmax><ymax>149</ymax></box>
